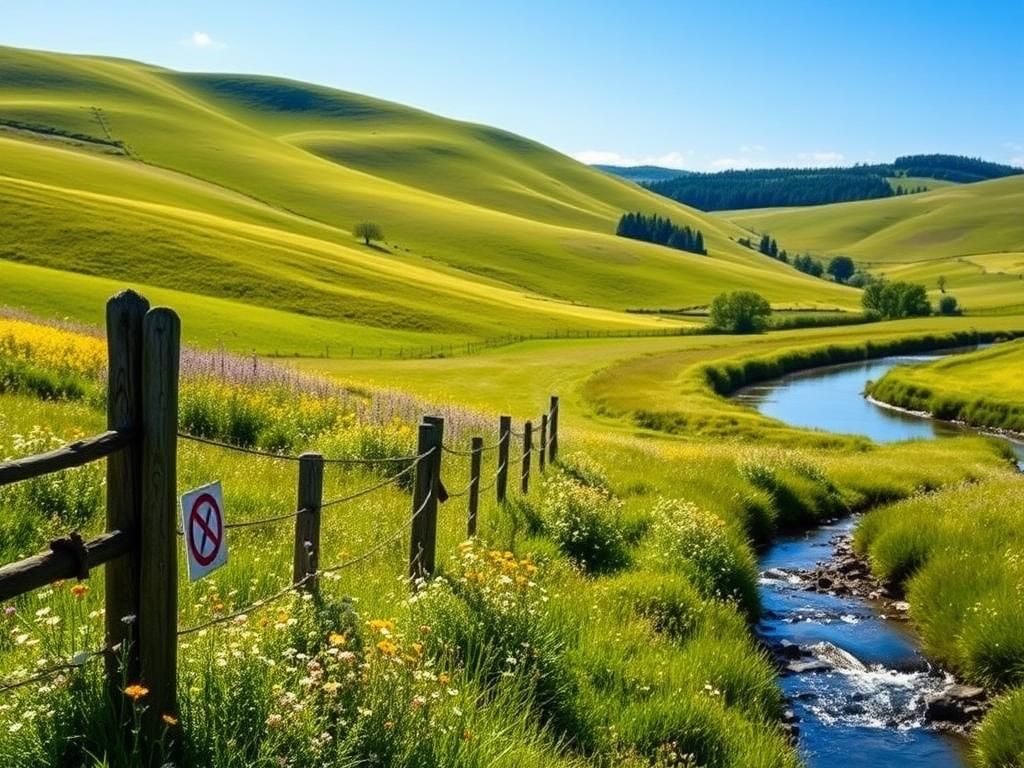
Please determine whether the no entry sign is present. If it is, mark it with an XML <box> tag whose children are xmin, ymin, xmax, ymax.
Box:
<box><xmin>180</xmin><ymin>481</ymin><xmax>228</xmax><ymax>581</ymax></box>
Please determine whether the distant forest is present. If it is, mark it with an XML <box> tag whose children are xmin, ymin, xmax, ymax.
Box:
<box><xmin>616</xmin><ymin>212</ymin><xmax>706</xmax><ymax>254</ymax></box>
<box><xmin>613</xmin><ymin>154</ymin><xmax>1022</xmax><ymax>211</ymax></box>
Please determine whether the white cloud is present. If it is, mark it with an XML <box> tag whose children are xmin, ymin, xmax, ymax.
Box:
<box><xmin>739</xmin><ymin>144</ymin><xmax>766</xmax><ymax>153</ymax></box>
<box><xmin>182</xmin><ymin>31</ymin><xmax>224</xmax><ymax>49</ymax></box>
<box><xmin>1011</xmin><ymin>156</ymin><xmax>1024</xmax><ymax>168</ymax></box>
<box><xmin>796</xmin><ymin>151</ymin><xmax>844</xmax><ymax>166</ymax></box>
<box><xmin>571</xmin><ymin>149</ymin><xmax>693</xmax><ymax>169</ymax></box>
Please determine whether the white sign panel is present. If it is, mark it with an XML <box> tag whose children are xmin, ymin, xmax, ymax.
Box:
<box><xmin>180</xmin><ymin>481</ymin><xmax>228</xmax><ymax>581</ymax></box>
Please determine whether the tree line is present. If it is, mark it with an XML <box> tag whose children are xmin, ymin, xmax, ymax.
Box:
<box><xmin>616</xmin><ymin>212</ymin><xmax>706</xmax><ymax>254</ymax></box>
<box><xmin>632</xmin><ymin>154</ymin><xmax>1022</xmax><ymax>211</ymax></box>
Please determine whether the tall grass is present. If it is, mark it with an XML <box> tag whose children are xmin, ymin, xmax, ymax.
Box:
<box><xmin>855</xmin><ymin>477</ymin><xmax>1024</xmax><ymax>767</ymax></box>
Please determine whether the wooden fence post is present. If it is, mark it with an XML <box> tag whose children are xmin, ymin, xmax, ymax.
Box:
<box><xmin>539</xmin><ymin>414</ymin><xmax>548</xmax><ymax>474</ymax></box>
<box><xmin>467</xmin><ymin>437</ymin><xmax>483</xmax><ymax>537</ymax></box>
<box><xmin>548</xmin><ymin>396</ymin><xmax>559</xmax><ymax>464</ymax></box>
<box><xmin>104</xmin><ymin>290</ymin><xmax>148</xmax><ymax>700</ymax></box>
<box><xmin>521</xmin><ymin>420</ymin><xmax>532</xmax><ymax>494</ymax></box>
<box><xmin>409</xmin><ymin>420</ymin><xmax>442</xmax><ymax>578</ymax></box>
<box><xmin>139</xmin><ymin>307</ymin><xmax>180</xmax><ymax>733</ymax></box>
<box><xmin>294</xmin><ymin>453</ymin><xmax>324</xmax><ymax>591</ymax></box>
<box><xmin>496</xmin><ymin>415</ymin><xmax>511</xmax><ymax>503</ymax></box>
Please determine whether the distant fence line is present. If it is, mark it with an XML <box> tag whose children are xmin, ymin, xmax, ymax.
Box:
<box><xmin>270</xmin><ymin>325</ymin><xmax>700</xmax><ymax>361</ymax></box>
<box><xmin>0</xmin><ymin>290</ymin><xmax>561</xmax><ymax>753</ymax></box>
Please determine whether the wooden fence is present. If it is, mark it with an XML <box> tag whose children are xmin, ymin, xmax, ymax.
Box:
<box><xmin>0</xmin><ymin>290</ymin><xmax>560</xmax><ymax>749</ymax></box>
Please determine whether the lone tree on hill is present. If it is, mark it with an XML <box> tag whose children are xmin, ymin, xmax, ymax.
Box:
<box><xmin>709</xmin><ymin>290</ymin><xmax>772</xmax><ymax>334</ymax></box>
<box><xmin>827</xmin><ymin>255</ymin><xmax>856</xmax><ymax>284</ymax></box>
<box><xmin>353</xmin><ymin>221</ymin><xmax>384</xmax><ymax>246</ymax></box>
<box><xmin>937</xmin><ymin>275</ymin><xmax>947</xmax><ymax>293</ymax></box>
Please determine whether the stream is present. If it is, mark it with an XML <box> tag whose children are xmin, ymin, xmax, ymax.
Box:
<box><xmin>734</xmin><ymin>349</ymin><xmax>1024</xmax><ymax>767</ymax></box>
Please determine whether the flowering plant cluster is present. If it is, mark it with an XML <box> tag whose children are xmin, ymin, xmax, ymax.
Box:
<box><xmin>539</xmin><ymin>471</ymin><xmax>629</xmax><ymax>573</ymax></box>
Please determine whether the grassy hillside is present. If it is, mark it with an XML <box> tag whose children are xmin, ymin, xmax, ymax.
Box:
<box><xmin>0</xmin><ymin>46</ymin><xmax>858</xmax><ymax>355</ymax></box>
<box><xmin>725</xmin><ymin>175</ymin><xmax>1024</xmax><ymax>310</ymax></box>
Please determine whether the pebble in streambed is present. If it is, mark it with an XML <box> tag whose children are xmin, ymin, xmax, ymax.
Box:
<box><xmin>757</xmin><ymin>519</ymin><xmax>985</xmax><ymax>768</ymax></box>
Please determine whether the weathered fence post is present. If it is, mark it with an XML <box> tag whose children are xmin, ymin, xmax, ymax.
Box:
<box><xmin>139</xmin><ymin>307</ymin><xmax>180</xmax><ymax>732</ymax></box>
<box><xmin>467</xmin><ymin>436</ymin><xmax>483</xmax><ymax>537</ymax></box>
<box><xmin>521</xmin><ymin>420</ymin><xmax>532</xmax><ymax>494</ymax></box>
<box><xmin>409</xmin><ymin>419</ymin><xmax>442</xmax><ymax>578</ymax></box>
<box><xmin>294</xmin><ymin>453</ymin><xmax>324</xmax><ymax>591</ymax></box>
<box><xmin>548</xmin><ymin>395</ymin><xmax>559</xmax><ymax>464</ymax></box>
<box><xmin>496</xmin><ymin>415</ymin><xmax>511</xmax><ymax>503</ymax></box>
<box><xmin>539</xmin><ymin>413</ymin><xmax>548</xmax><ymax>474</ymax></box>
<box><xmin>104</xmin><ymin>290</ymin><xmax>148</xmax><ymax>701</ymax></box>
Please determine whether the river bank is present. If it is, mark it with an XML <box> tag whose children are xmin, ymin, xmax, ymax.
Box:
<box><xmin>737</xmin><ymin>347</ymin><xmax>1024</xmax><ymax>767</ymax></box>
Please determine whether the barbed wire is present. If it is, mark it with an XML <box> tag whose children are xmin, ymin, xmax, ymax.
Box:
<box><xmin>179</xmin><ymin>432</ymin><xmax>431</xmax><ymax>466</ymax></box>
<box><xmin>178</xmin><ymin>432</ymin><xmax>302</xmax><ymax>461</ymax></box>
<box><xmin>176</xmin><ymin>491</ymin><xmax>434</xmax><ymax>637</ymax></box>
<box><xmin>319</xmin><ymin>490</ymin><xmax>432</xmax><ymax>574</ymax></box>
<box><xmin>441</xmin><ymin>439</ymin><xmax>498</xmax><ymax>456</ymax></box>
<box><xmin>320</xmin><ymin>451</ymin><xmax>429</xmax><ymax>508</ymax></box>
<box><xmin>442</xmin><ymin>476</ymin><xmax>476</xmax><ymax>499</ymax></box>
<box><xmin>0</xmin><ymin>647</ymin><xmax>108</xmax><ymax>696</ymax></box>
<box><xmin>177</xmin><ymin>576</ymin><xmax>312</xmax><ymax>636</ymax></box>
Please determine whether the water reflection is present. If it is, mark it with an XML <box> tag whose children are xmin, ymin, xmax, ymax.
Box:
<box><xmin>735</xmin><ymin>350</ymin><xmax>1024</xmax><ymax>464</ymax></box>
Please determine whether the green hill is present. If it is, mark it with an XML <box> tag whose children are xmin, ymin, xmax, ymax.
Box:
<box><xmin>724</xmin><ymin>175</ymin><xmax>1024</xmax><ymax>311</ymax></box>
<box><xmin>0</xmin><ymin>46</ymin><xmax>857</xmax><ymax>354</ymax></box>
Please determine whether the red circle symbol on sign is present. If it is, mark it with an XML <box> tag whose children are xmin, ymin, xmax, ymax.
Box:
<box><xmin>188</xmin><ymin>492</ymin><xmax>223</xmax><ymax>567</ymax></box>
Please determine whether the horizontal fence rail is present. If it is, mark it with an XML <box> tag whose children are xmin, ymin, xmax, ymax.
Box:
<box><xmin>0</xmin><ymin>429</ymin><xmax>134</xmax><ymax>487</ymax></box>
<box><xmin>0</xmin><ymin>288</ymin><xmax>564</xmax><ymax>760</ymax></box>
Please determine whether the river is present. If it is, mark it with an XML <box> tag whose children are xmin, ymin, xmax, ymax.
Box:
<box><xmin>734</xmin><ymin>349</ymin><xmax>1023</xmax><ymax>767</ymax></box>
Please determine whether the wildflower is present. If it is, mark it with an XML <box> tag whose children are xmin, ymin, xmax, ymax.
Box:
<box><xmin>322</xmin><ymin>681</ymin><xmax>342</xmax><ymax>695</ymax></box>
<box><xmin>368</xmin><ymin>618</ymin><xmax>394</xmax><ymax>635</ymax></box>
<box><xmin>162</xmin><ymin>714</ymin><xmax>179</xmax><ymax>727</ymax></box>
<box><xmin>376</xmin><ymin>640</ymin><xmax>398</xmax><ymax>656</ymax></box>
<box><xmin>3</xmin><ymin>606</ymin><xmax>15</xmax><ymax>616</ymax></box>
<box><xmin>124</xmin><ymin>684</ymin><xmax>149</xmax><ymax>701</ymax></box>
<box><xmin>329</xmin><ymin>632</ymin><xmax>347</xmax><ymax>647</ymax></box>
<box><xmin>70</xmin><ymin>584</ymin><xmax>89</xmax><ymax>599</ymax></box>
<box><xmin>383</xmin><ymin>720</ymin><xmax>394</xmax><ymax>730</ymax></box>
<box><xmin>266</xmin><ymin>713</ymin><xmax>284</xmax><ymax>728</ymax></box>
<box><xmin>121</xmin><ymin>614</ymin><xmax>137</xmax><ymax>625</ymax></box>
<box><xmin>438</xmin><ymin>673</ymin><xmax>450</xmax><ymax>686</ymax></box>
<box><xmin>411</xmin><ymin>695</ymin><xmax>426</xmax><ymax>710</ymax></box>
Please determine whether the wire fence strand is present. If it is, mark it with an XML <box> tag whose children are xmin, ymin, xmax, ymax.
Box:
<box><xmin>178</xmin><ymin>432</ymin><xmax>302</xmax><ymax>461</ymax></box>
<box><xmin>179</xmin><ymin>432</ymin><xmax>432</xmax><ymax>466</ymax></box>
<box><xmin>176</xmin><ymin>491</ymin><xmax>435</xmax><ymax>637</ymax></box>
<box><xmin>320</xmin><ymin>450</ymin><xmax>432</xmax><ymax>509</ymax></box>
<box><xmin>0</xmin><ymin>648</ymin><xmax>107</xmax><ymax>695</ymax></box>
<box><xmin>319</xmin><ymin>490</ymin><xmax>432</xmax><ymax>574</ymax></box>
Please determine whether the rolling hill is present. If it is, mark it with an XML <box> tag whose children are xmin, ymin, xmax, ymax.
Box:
<box><xmin>724</xmin><ymin>175</ymin><xmax>1024</xmax><ymax>312</ymax></box>
<box><xmin>0</xmin><ymin>46</ymin><xmax>858</xmax><ymax>355</ymax></box>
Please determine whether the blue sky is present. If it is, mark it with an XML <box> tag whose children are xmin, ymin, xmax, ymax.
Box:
<box><xmin>5</xmin><ymin>1</ymin><xmax>1023</xmax><ymax>170</ymax></box>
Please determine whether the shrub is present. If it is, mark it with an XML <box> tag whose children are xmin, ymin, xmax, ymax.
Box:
<box><xmin>540</xmin><ymin>473</ymin><xmax>629</xmax><ymax>573</ymax></box>
<box><xmin>862</xmin><ymin>280</ymin><xmax>931</xmax><ymax>319</ymax></box>
<box><xmin>708</xmin><ymin>291</ymin><xmax>771</xmax><ymax>334</ymax></box>
<box><xmin>937</xmin><ymin>294</ymin><xmax>961</xmax><ymax>315</ymax></box>
<box><xmin>647</xmin><ymin>499</ymin><xmax>758</xmax><ymax>617</ymax></box>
